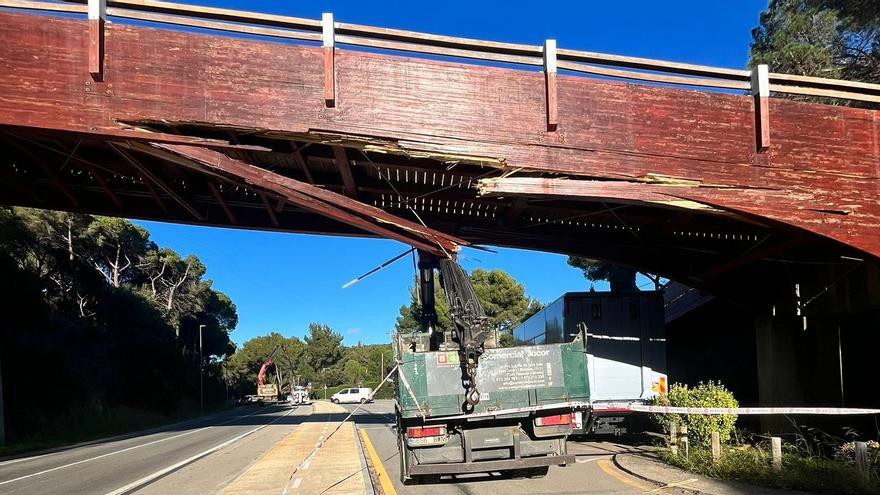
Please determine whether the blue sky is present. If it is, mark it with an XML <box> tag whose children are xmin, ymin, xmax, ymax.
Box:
<box><xmin>135</xmin><ymin>1</ymin><xmax>768</xmax><ymax>347</ymax></box>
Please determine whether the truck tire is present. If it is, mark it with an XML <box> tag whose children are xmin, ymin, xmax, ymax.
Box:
<box><xmin>360</xmin><ymin>398</ymin><xmax>368</xmax><ymax>403</ymax></box>
<box><xmin>331</xmin><ymin>398</ymin><xmax>339</xmax><ymax>404</ymax></box>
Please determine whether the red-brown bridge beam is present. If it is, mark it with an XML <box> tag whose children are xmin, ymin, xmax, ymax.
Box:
<box><xmin>0</xmin><ymin>11</ymin><xmax>877</xmax><ymax>258</ymax></box>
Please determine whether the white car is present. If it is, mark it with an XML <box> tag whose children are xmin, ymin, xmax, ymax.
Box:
<box><xmin>330</xmin><ymin>387</ymin><xmax>374</xmax><ymax>404</ymax></box>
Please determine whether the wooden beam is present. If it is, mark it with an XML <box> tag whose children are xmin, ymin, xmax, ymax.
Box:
<box><xmin>696</xmin><ymin>236</ymin><xmax>805</xmax><ymax>280</ymax></box>
<box><xmin>3</xmin><ymin>134</ymin><xmax>79</xmax><ymax>208</ymax></box>
<box><xmin>289</xmin><ymin>142</ymin><xmax>314</xmax><ymax>183</ymax></box>
<box><xmin>751</xmin><ymin>64</ymin><xmax>771</xmax><ymax>152</ymax></box>
<box><xmin>143</xmin><ymin>142</ymin><xmax>466</xmax><ymax>255</ymax></box>
<box><xmin>83</xmin><ymin>162</ymin><xmax>123</xmax><ymax>209</ymax></box>
<box><xmin>109</xmin><ymin>143</ymin><xmax>203</xmax><ymax>220</ymax></box>
<box><xmin>322</xmin><ymin>12</ymin><xmax>336</xmax><ymax>107</ymax></box>
<box><xmin>332</xmin><ymin>145</ymin><xmax>357</xmax><ymax>198</ymax></box>
<box><xmin>206</xmin><ymin>180</ymin><xmax>237</xmax><ymax>225</ymax></box>
<box><xmin>543</xmin><ymin>39</ymin><xmax>558</xmax><ymax>131</ymax></box>
<box><xmin>479</xmin><ymin>177</ymin><xmax>722</xmax><ymax>214</ymax></box>
<box><xmin>504</xmin><ymin>197</ymin><xmax>528</xmax><ymax>225</ymax></box>
<box><xmin>88</xmin><ymin>0</ymin><xmax>106</xmax><ymax>81</ymax></box>
<box><xmin>258</xmin><ymin>191</ymin><xmax>279</xmax><ymax>226</ymax></box>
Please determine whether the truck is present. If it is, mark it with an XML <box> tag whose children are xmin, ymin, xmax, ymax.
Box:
<box><xmin>394</xmin><ymin>254</ymin><xmax>590</xmax><ymax>483</ymax></box>
<box><xmin>513</xmin><ymin>290</ymin><xmax>668</xmax><ymax>436</ymax></box>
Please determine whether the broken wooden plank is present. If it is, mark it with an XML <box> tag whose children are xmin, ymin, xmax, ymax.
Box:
<box><xmin>138</xmin><ymin>142</ymin><xmax>466</xmax><ymax>255</ymax></box>
<box><xmin>479</xmin><ymin>177</ymin><xmax>722</xmax><ymax>213</ymax></box>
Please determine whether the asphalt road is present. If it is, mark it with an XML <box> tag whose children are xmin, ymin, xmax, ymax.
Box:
<box><xmin>343</xmin><ymin>401</ymin><xmax>691</xmax><ymax>495</ymax></box>
<box><xmin>0</xmin><ymin>400</ymin><xmax>691</xmax><ymax>494</ymax></box>
<box><xmin>0</xmin><ymin>404</ymin><xmax>310</xmax><ymax>495</ymax></box>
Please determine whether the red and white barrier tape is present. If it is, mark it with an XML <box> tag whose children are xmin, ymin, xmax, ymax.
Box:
<box><xmin>594</xmin><ymin>403</ymin><xmax>880</xmax><ymax>415</ymax></box>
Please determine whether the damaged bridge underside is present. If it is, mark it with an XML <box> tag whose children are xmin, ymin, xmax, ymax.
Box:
<box><xmin>1</xmin><ymin>6</ymin><xmax>879</xmax><ymax>311</ymax></box>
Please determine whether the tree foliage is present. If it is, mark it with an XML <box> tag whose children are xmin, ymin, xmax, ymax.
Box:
<box><xmin>750</xmin><ymin>0</ymin><xmax>879</xmax><ymax>106</ymax></box>
<box><xmin>0</xmin><ymin>207</ymin><xmax>237</xmax><ymax>444</ymax></box>
<box><xmin>394</xmin><ymin>267</ymin><xmax>541</xmax><ymax>346</ymax></box>
<box><xmin>566</xmin><ymin>257</ymin><xmax>664</xmax><ymax>292</ymax></box>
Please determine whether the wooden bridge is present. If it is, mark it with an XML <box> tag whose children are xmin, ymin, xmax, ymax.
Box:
<box><xmin>1</xmin><ymin>0</ymin><xmax>879</xmax><ymax>307</ymax></box>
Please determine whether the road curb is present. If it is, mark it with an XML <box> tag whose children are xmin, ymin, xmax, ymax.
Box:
<box><xmin>611</xmin><ymin>453</ymin><xmax>702</xmax><ymax>494</ymax></box>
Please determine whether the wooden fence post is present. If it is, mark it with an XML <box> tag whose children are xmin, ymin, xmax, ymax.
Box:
<box><xmin>711</xmin><ymin>431</ymin><xmax>721</xmax><ymax>463</ymax></box>
<box><xmin>680</xmin><ymin>425</ymin><xmax>689</xmax><ymax>459</ymax></box>
<box><xmin>855</xmin><ymin>442</ymin><xmax>869</xmax><ymax>479</ymax></box>
<box><xmin>771</xmin><ymin>436</ymin><xmax>782</xmax><ymax>472</ymax></box>
<box><xmin>670</xmin><ymin>423</ymin><xmax>678</xmax><ymax>455</ymax></box>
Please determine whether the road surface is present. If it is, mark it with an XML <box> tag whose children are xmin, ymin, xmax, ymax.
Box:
<box><xmin>0</xmin><ymin>400</ymin><xmax>688</xmax><ymax>494</ymax></box>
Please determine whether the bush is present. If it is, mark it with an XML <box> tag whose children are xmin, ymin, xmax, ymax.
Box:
<box><xmin>836</xmin><ymin>440</ymin><xmax>880</xmax><ymax>480</ymax></box>
<box><xmin>651</xmin><ymin>381</ymin><xmax>738</xmax><ymax>446</ymax></box>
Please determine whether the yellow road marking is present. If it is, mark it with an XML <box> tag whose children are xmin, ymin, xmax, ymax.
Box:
<box><xmin>358</xmin><ymin>427</ymin><xmax>397</xmax><ymax>495</ymax></box>
<box><xmin>596</xmin><ymin>458</ymin><xmax>654</xmax><ymax>492</ymax></box>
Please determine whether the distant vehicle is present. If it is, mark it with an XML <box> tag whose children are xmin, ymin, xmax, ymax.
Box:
<box><xmin>330</xmin><ymin>387</ymin><xmax>373</xmax><ymax>404</ymax></box>
<box><xmin>512</xmin><ymin>290</ymin><xmax>668</xmax><ymax>436</ymax></box>
<box><xmin>291</xmin><ymin>387</ymin><xmax>311</xmax><ymax>405</ymax></box>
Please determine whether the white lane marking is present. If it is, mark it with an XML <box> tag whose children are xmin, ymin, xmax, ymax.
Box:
<box><xmin>576</xmin><ymin>456</ymin><xmax>611</xmax><ymax>463</ymax></box>
<box><xmin>301</xmin><ymin>460</ymin><xmax>311</xmax><ymax>470</ymax></box>
<box><xmin>0</xmin><ymin>414</ymin><xmax>223</xmax><ymax>467</ymax></box>
<box><xmin>291</xmin><ymin>477</ymin><xmax>303</xmax><ymax>489</ymax></box>
<box><xmin>102</xmin><ymin>407</ymin><xmax>297</xmax><ymax>495</ymax></box>
<box><xmin>0</xmin><ymin>409</ymin><xmax>268</xmax><ymax>486</ymax></box>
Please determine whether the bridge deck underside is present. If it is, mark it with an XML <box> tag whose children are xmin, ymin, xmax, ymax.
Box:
<box><xmin>0</xmin><ymin>9</ymin><xmax>877</xmax><ymax>305</ymax></box>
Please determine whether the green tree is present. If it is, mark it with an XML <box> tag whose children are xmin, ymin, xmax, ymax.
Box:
<box><xmin>567</xmin><ymin>257</ymin><xmax>664</xmax><ymax>292</ymax></box>
<box><xmin>750</xmin><ymin>0</ymin><xmax>879</xmax><ymax>105</ymax></box>
<box><xmin>394</xmin><ymin>267</ymin><xmax>541</xmax><ymax>346</ymax></box>
<box><xmin>303</xmin><ymin>323</ymin><xmax>344</xmax><ymax>374</ymax></box>
<box><xmin>343</xmin><ymin>359</ymin><xmax>368</xmax><ymax>385</ymax></box>
<box><xmin>86</xmin><ymin>217</ymin><xmax>150</xmax><ymax>288</ymax></box>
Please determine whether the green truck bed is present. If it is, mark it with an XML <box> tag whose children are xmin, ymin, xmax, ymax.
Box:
<box><xmin>396</xmin><ymin>339</ymin><xmax>590</xmax><ymax>419</ymax></box>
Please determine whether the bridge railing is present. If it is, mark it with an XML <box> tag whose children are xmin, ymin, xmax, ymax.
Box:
<box><xmin>2</xmin><ymin>0</ymin><xmax>880</xmax><ymax>105</ymax></box>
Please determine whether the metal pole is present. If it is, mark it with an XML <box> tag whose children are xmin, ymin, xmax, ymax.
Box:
<box><xmin>838</xmin><ymin>325</ymin><xmax>845</xmax><ymax>406</ymax></box>
<box><xmin>0</xmin><ymin>352</ymin><xmax>5</xmax><ymax>447</ymax></box>
<box><xmin>199</xmin><ymin>324</ymin><xmax>205</xmax><ymax>414</ymax></box>
<box><xmin>380</xmin><ymin>352</ymin><xmax>384</xmax><ymax>383</ymax></box>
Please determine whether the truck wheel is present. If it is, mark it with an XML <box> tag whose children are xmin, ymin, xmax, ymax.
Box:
<box><xmin>360</xmin><ymin>398</ymin><xmax>367</xmax><ymax>403</ymax></box>
<box><xmin>331</xmin><ymin>398</ymin><xmax>338</xmax><ymax>404</ymax></box>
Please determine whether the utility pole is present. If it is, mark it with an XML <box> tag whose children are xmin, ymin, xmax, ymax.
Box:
<box><xmin>380</xmin><ymin>352</ymin><xmax>384</xmax><ymax>382</ymax></box>
<box><xmin>199</xmin><ymin>324</ymin><xmax>205</xmax><ymax>414</ymax></box>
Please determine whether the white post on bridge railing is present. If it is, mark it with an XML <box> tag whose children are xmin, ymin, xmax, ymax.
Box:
<box><xmin>543</xmin><ymin>39</ymin><xmax>558</xmax><ymax>132</ymax></box>
<box><xmin>322</xmin><ymin>12</ymin><xmax>336</xmax><ymax>108</ymax></box>
<box><xmin>751</xmin><ymin>63</ymin><xmax>770</xmax><ymax>152</ymax></box>
<box><xmin>88</xmin><ymin>0</ymin><xmax>106</xmax><ymax>81</ymax></box>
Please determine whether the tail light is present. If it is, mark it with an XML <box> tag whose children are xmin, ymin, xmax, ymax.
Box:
<box><xmin>535</xmin><ymin>413</ymin><xmax>573</xmax><ymax>427</ymax></box>
<box><xmin>406</xmin><ymin>426</ymin><xmax>447</xmax><ymax>438</ymax></box>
